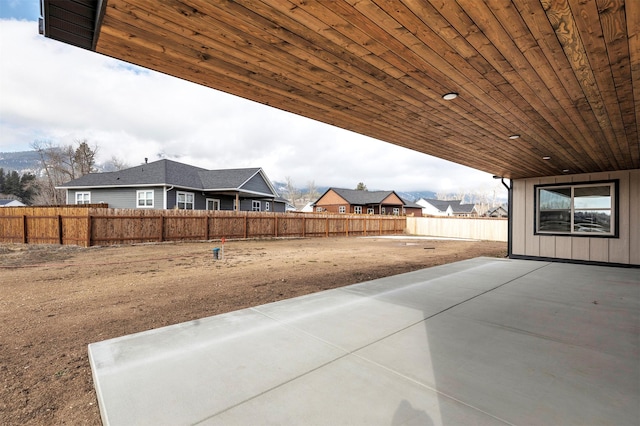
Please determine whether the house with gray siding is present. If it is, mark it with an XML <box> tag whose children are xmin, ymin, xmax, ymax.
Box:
<box><xmin>58</xmin><ymin>159</ymin><xmax>285</xmax><ymax>212</ymax></box>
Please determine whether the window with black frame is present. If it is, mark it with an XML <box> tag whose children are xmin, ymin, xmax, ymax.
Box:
<box><xmin>535</xmin><ymin>181</ymin><xmax>616</xmax><ymax>236</ymax></box>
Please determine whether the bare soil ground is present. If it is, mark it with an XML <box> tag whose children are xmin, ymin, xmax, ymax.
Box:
<box><xmin>1</xmin><ymin>237</ymin><xmax>506</xmax><ymax>425</ymax></box>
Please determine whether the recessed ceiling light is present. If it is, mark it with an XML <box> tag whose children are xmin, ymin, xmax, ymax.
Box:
<box><xmin>442</xmin><ymin>92</ymin><xmax>458</xmax><ymax>100</ymax></box>
<box><xmin>562</xmin><ymin>169</ymin><xmax>570</xmax><ymax>173</ymax></box>
<box><xmin>542</xmin><ymin>156</ymin><xmax>551</xmax><ymax>160</ymax></box>
<box><xmin>509</xmin><ymin>134</ymin><xmax>520</xmax><ymax>139</ymax></box>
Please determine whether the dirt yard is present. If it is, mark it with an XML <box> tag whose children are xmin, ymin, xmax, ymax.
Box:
<box><xmin>1</xmin><ymin>236</ymin><xmax>506</xmax><ymax>425</ymax></box>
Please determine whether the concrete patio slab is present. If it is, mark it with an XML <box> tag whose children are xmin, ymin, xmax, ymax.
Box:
<box><xmin>88</xmin><ymin>257</ymin><xmax>639</xmax><ymax>425</ymax></box>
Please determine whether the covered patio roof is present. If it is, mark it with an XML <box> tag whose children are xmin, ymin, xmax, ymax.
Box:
<box><xmin>41</xmin><ymin>0</ymin><xmax>639</xmax><ymax>180</ymax></box>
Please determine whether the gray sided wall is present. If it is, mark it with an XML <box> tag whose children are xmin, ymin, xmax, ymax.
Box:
<box><xmin>511</xmin><ymin>169</ymin><xmax>639</xmax><ymax>265</ymax></box>
<box><xmin>241</xmin><ymin>173</ymin><xmax>273</xmax><ymax>194</ymax></box>
<box><xmin>68</xmin><ymin>187</ymin><xmax>163</xmax><ymax>209</ymax></box>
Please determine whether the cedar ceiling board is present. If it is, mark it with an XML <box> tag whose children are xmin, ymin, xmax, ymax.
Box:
<box><xmin>597</xmin><ymin>0</ymin><xmax>638</xmax><ymax>165</ymax></box>
<box><xmin>490</xmin><ymin>0</ymin><xmax>607</xmax><ymax>168</ymax></box>
<box><xmin>398</xmin><ymin>0</ymin><xmax>589</xmax><ymax>171</ymax></box>
<box><xmin>83</xmin><ymin>0</ymin><xmax>640</xmax><ymax>178</ymax></box>
<box><xmin>96</xmin><ymin>27</ymin><xmax>520</xmax><ymax>175</ymax></box>
<box><xmin>423</xmin><ymin>0</ymin><xmax>605</xmax><ymax>172</ymax></box>
<box><xmin>239</xmin><ymin>0</ymin><xmax>511</xmax><ymax>143</ymax></box>
<box><xmin>370</xmin><ymin>0</ymin><xmax>590</xmax><ymax>169</ymax></box>
<box><xmin>112</xmin><ymin>1</ymin><xmax>568</xmax><ymax>174</ymax></box>
<box><xmin>457</xmin><ymin>0</ymin><xmax>608</xmax><ymax>171</ymax></box>
<box><xmin>105</xmin><ymin>0</ymin><xmax>542</xmax><ymax>174</ymax></box>
<box><xmin>123</xmin><ymin>0</ymin><xmax>454</xmax><ymax>133</ymax></box>
<box><xmin>568</xmin><ymin>0</ymin><xmax>629</xmax><ymax>169</ymax></box>
<box><xmin>515</xmin><ymin>0</ymin><xmax>617</xmax><ymax>170</ymax></box>
<box><xmin>327</xmin><ymin>1</ymin><xmax>545</xmax><ymax>151</ymax></box>
<box><xmin>285</xmin><ymin>1</ymin><xmax>536</xmax><ymax>159</ymax></box>
<box><xmin>278</xmin><ymin>0</ymin><xmax>577</xmax><ymax>171</ymax></box>
<box><xmin>629</xmin><ymin>0</ymin><xmax>640</xmax><ymax>165</ymax></box>
<box><xmin>544</xmin><ymin>0</ymin><xmax>623</xmax><ymax>170</ymax></box>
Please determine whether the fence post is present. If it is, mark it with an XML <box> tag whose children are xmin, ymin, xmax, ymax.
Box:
<box><xmin>325</xmin><ymin>217</ymin><xmax>329</xmax><ymax>237</ymax></box>
<box><xmin>364</xmin><ymin>217</ymin><xmax>367</xmax><ymax>236</ymax></box>
<box><xmin>345</xmin><ymin>217</ymin><xmax>349</xmax><ymax>237</ymax></box>
<box><xmin>244</xmin><ymin>212</ymin><xmax>248</xmax><ymax>239</ymax></box>
<box><xmin>158</xmin><ymin>215</ymin><xmax>164</xmax><ymax>242</ymax></box>
<box><xmin>379</xmin><ymin>217</ymin><xmax>382</xmax><ymax>235</ymax></box>
<box><xmin>274</xmin><ymin>214</ymin><xmax>278</xmax><ymax>238</ymax></box>
<box><xmin>58</xmin><ymin>215</ymin><xmax>63</xmax><ymax>245</ymax></box>
<box><xmin>302</xmin><ymin>216</ymin><xmax>306</xmax><ymax>238</ymax></box>
<box><xmin>86</xmin><ymin>215</ymin><xmax>92</xmax><ymax>247</ymax></box>
<box><xmin>204</xmin><ymin>216</ymin><xmax>209</xmax><ymax>241</ymax></box>
<box><xmin>22</xmin><ymin>214</ymin><xmax>27</xmax><ymax>244</ymax></box>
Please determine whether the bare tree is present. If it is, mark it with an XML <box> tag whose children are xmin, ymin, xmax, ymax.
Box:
<box><xmin>306</xmin><ymin>180</ymin><xmax>319</xmax><ymax>203</ymax></box>
<box><xmin>107</xmin><ymin>155</ymin><xmax>129</xmax><ymax>171</ymax></box>
<box><xmin>284</xmin><ymin>176</ymin><xmax>300</xmax><ymax>207</ymax></box>
<box><xmin>31</xmin><ymin>139</ymin><xmax>99</xmax><ymax>205</ymax></box>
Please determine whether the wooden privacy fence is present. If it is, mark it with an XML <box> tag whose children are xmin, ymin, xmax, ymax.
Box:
<box><xmin>406</xmin><ymin>216</ymin><xmax>507</xmax><ymax>242</ymax></box>
<box><xmin>0</xmin><ymin>206</ymin><xmax>407</xmax><ymax>247</ymax></box>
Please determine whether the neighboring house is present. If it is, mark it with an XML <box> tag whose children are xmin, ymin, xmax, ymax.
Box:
<box><xmin>400</xmin><ymin>198</ymin><xmax>423</xmax><ymax>217</ymax></box>
<box><xmin>416</xmin><ymin>198</ymin><xmax>455</xmax><ymax>216</ymax></box>
<box><xmin>57</xmin><ymin>159</ymin><xmax>286</xmax><ymax>212</ymax></box>
<box><xmin>416</xmin><ymin>198</ymin><xmax>478</xmax><ymax>217</ymax></box>
<box><xmin>313</xmin><ymin>188</ymin><xmax>416</xmax><ymax>216</ymax></box>
<box><xmin>0</xmin><ymin>199</ymin><xmax>26</xmax><ymax>207</ymax></box>
<box><xmin>300</xmin><ymin>202</ymin><xmax>314</xmax><ymax>213</ymax></box>
<box><xmin>452</xmin><ymin>203</ymin><xmax>478</xmax><ymax>217</ymax></box>
<box><xmin>486</xmin><ymin>205</ymin><xmax>508</xmax><ymax>218</ymax></box>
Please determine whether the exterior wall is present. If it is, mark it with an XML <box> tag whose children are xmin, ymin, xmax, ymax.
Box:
<box><xmin>68</xmin><ymin>187</ymin><xmax>163</xmax><ymax>209</ymax></box>
<box><xmin>314</xmin><ymin>190</ymin><xmax>349</xmax><ymax>213</ymax></box>
<box><xmin>404</xmin><ymin>207</ymin><xmax>422</xmax><ymax>217</ymax></box>
<box><xmin>241</xmin><ymin>173</ymin><xmax>273</xmax><ymax>194</ymax></box>
<box><xmin>512</xmin><ymin>169</ymin><xmax>639</xmax><ymax>265</ymax></box>
<box><xmin>381</xmin><ymin>193</ymin><xmax>404</xmax><ymax>204</ymax></box>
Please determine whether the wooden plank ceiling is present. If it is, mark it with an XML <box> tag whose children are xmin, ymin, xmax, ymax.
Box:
<box><xmin>43</xmin><ymin>0</ymin><xmax>639</xmax><ymax>179</ymax></box>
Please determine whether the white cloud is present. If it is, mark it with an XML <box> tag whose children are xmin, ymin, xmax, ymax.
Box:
<box><xmin>0</xmin><ymin>19</ymin><xmax>504</xmax><ymax>195</ymax></box>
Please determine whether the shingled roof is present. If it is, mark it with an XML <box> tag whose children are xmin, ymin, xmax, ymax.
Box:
<box><xmin>329</xmin><ymin>188</ymin><xmax>399</xmax><ymax>205</ymax></box>
<box><xmin>59</xmin><ymin>159</ymin><xmax>272</xmax><ymax>194</ymax></box>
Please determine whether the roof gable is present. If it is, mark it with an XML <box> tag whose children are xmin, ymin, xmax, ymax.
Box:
<box><xmin>328</xmin><ymin>188</ymin><xmax>403</xmax><ymax>205</ymax></box>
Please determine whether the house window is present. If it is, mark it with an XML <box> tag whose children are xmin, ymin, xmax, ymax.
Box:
<box><xmin>393</xmin><ymin>208</ymin><xmax>400</xmax><ymax>216</ymax></box>
<box><xmin>535</xmin><ymin>181</ymin><xmax>617</xmax><ymax>236</ymax></box>
<box><xmin>177</xmin><ymin>191</ymin><xmax>195</xmax><ymax>210</ymax></box>
<box><xmin>75</xmin><ymin>192</ymin><xmax>91</xmax><ymax>205</ymax></box>
<box><xmin>252</xmin><ymin>200</ymin><xmax>261</xmax><ymax>211</ymax></box>
<box><xmin>206</xmin><ymin>199</ymin><xmax>220</xmax><ymax>210</ymax></box>
<box><xmin>339</xmin><ymin>206</ymin><xmax>346</xmax><ymax>214</ymax></box>
<box><xmin>316</xmin><ymin>207</ymin><xmax>323</xmax><ymax>212</ymax></box>
<box><xmin>265</xmin><ymin>201</ymin><xmax>270</xmax><ymax>212</ymax></box>
<box><xmin>354</xmin><ymin>206</ymin><xmax>362</xmax><ymax>214</ymax></box>
<box><xmin>381</xmin><ymin>207</ymin><xmax>386</xmax><ymax>214</ymax></box>
<box><xmin>137</xmin><ymin>190</ymin><xmax>154</xmax><ymax>208</ymax></box>
<box><xmin>367</xmin><ymin>207</ymin><xmax>374</xmax><ymax>214</ymax></box>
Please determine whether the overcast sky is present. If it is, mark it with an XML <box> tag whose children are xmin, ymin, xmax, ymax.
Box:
<box><xmin>0</xmin><ymin>2</ymin><xmax>505</xmax><ymax>195</ymax></box>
